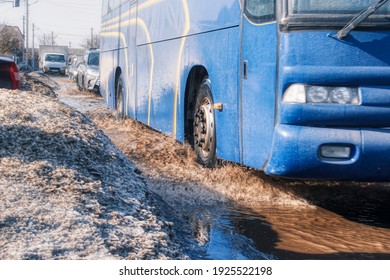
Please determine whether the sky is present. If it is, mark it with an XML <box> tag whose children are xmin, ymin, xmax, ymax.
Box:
<box><xmin>0</xmin><ymin>0</ymin><xmax>101</xmax><ymax>48</ymax></box>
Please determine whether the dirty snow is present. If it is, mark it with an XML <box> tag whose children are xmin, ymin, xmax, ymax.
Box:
<box><xmin>0</xmin><ymin>73</ymin><xmax>184</xmax><ymax>260</ymax></box>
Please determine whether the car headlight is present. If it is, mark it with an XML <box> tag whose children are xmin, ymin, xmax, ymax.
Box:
<box><xmin>87</xmin><ymin>69</ymin><xmax>98</xmax><ymax>76</ymax></box>
<box><xmin>283</xmin><ymin>84</ymin><xmax>360</xmax><ymax>105</ymax></box>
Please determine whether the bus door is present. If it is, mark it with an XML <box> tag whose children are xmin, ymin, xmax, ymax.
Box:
<box><xmin>240</xmin><ymin>0</ymin><xmax>278</xmax><ymax>169</ymax></box>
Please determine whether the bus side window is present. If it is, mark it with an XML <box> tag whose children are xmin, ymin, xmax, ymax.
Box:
<box><xmin>245</xmin><ymin>0</ymin><xmax>276</xmax><ymax>23</ymax></box>
<box><xmin>102</xmin><ymin>0</ymin><xmax>112</xmax><ymax>16</ymax></box>
<box><xmin>102</xmin><ymin>0</ymin><xmax>123</xmax><ymax>16</ymax></box>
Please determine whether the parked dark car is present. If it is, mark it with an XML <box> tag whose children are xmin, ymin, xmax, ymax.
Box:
<box><xmin>77</xmin><ymin>49</ymin><xmax>100</xmax><ymax>93</ymax></box>
<box><xmin>0</xmin><ymin>55</ymin><xmax>20</xmax><ymax>90</ymax></box>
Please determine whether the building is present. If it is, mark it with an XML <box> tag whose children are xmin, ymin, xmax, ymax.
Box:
<box><xmin>0</xmin><ymin>25</ymin><xmax>24</xmax><ymax>63</ymax></box>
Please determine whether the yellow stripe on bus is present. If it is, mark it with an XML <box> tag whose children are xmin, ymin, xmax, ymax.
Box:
<box><xmin>101</xmin><ymin>20</ymin><xmax>155</xmax><ymax>125</ymax></box>
<box><xmin>136</xmin><ymin>19</ymin><xmax>155</xmax><ymax>126</ymax></box>
<box><xmin>173</xmin><ymin>0</ymin><xmax>190</xmax><ymax>138</ymax></box>
<box><xmin>102</xmin><ymin>0</ymin><xmax>190</xmax><ymax>138</ymax></box>
<box><xmin>100</xmin><ymin>31</ymin><xmax>130</xmax><ymax>114</ymax></box>
<box><xmin>101</xmin><ymin>0</ymin><xmax>165</xmax><ymax>28</ymax></box>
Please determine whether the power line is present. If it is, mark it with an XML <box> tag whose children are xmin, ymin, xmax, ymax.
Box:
<box><xmin>44</xmin><ymin>0</ymin><xmax>100</xmax><ymax>15</ymax></box>
<box><xmin>36</xmin><ymin>30</ymin><xmax>87</xmax><ymax>38</ymax></box>
<box><xmin>2</xmin><ymin>0</ymin><xmax>101</xmax><ymax>48</ymax></box>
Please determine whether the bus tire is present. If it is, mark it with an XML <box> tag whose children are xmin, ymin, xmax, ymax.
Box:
<box><xmin>116</xmin><ymin>75</ymin><xmax>125</xmax><ymax>120</ymax></box>
<box><xmin>193</xmin><ymin>79</ymin><xmax>216</xmax><ymax>168</ymax></box>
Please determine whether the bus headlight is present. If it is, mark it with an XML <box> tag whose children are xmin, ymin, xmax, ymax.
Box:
<box><xmin>282</xmin><ymin>84</ymin><xmax>306</xmax><ymax>103</ymax></box>
<box><xmin>307</xmin><ymin>86</ymin><xmax>328</xmax><ymax>103</ymax></box>
<box><xmin>330</xmin><ymin>87</ymin><xmax>356</xmax><ymax>104</ymax></box>
<box><xmin>283</xmin><ymin>84</ymin><xmax>360</xmax><ymax>105</ymax></box>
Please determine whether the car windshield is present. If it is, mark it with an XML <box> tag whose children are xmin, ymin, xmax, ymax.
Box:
<box><xmin>88</xmin><ymin>52</ymin><xmax>99</xmax><ymax>66</ymax></box>
<box><xmin>45</xmin><ymin>54</ymin><xmax>65</xmax><ymax>62</ymax></box>
<box><xmin>288</xmin><ymin>0</ymin><xmax>390</xmax><ymax>15</ymax></box>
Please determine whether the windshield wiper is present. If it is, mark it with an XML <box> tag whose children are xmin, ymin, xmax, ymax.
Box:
<box><xmin>337</xmin><ymin>0</ymin><xmax>390</xmax><ymax>39</ymax></box>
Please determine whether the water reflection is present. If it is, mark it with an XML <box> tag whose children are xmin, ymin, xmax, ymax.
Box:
<box><xmin>180</xmin><ymin>207</ymin><xmax>274</xmax><ymax>260</ymax></box>
<box><xmin>176</xmin><ymin>202</ymin><xmax>390</xmax><ymax>260</ymax></box>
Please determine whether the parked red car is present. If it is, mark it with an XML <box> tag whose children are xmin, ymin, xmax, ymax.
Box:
<box><xmin>0</xmin><ymin>55</ymin><xmax>20</xmax><ymax>90</ymax></box>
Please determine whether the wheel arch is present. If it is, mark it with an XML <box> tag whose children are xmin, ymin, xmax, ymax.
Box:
<box><xmin>113</xmin><ymin>67</ymin><xmax>124</xmax><ymax>113</ymax></box>
<box><xmin>184</xmin><ymin>65</ymin><xmax>209</xmax><ymax>146</ymax></box>
<box><xmin>114</xmin><ymin>67</ymin><xmax>122</xmax><ymax>98</ymax></box>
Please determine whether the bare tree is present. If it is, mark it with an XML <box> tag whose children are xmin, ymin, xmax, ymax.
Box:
<box><xmin>0</xmin><ymin>25</ymin><xmax>23</xmax><ymax>56</ymax></box>
<box><xmin>81</xmin><ymin>35</ymin><xmax>100</xmax><ymax>49</ymax></box>
<box><xmin>39</xmin><ymin>32</ymin><xmax>58</xmax><ymax>46</ymax></box>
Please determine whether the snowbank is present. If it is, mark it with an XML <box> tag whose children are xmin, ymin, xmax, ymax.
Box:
<box><xmin>0</xmin><ymin>75</ymin><xmax>184</xmax><ymax>259</ymax></box>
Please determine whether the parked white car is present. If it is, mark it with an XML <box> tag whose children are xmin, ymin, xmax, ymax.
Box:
<box><xmin>77</xmin><ymin>49</ymin><xmax>100</xmax><ymax>93</ymax></box>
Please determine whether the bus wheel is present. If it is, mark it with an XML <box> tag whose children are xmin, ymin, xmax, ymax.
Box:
<box><xmin>193</xmin><ymin>79</ymin><xmax>216</xmax><ymax>167</ymax></box>
<box><xmin>116</xmin><ymin>75</ymin><xmax>125</xmax><ymax>119</ymax></box>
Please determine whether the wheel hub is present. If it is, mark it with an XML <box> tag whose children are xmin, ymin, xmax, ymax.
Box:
<box><xmin>194</xmin><ymin>98</ymin><xmax>214</xmax><ymax>157</ymax></box>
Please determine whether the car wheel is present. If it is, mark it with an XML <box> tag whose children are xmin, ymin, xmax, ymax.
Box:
<box><xmin>193</xmin><ymin>78</ymin><xmax>216</xmax><ymax>168</ymax></box>
<box><xmin>77</xmin><ymin>75</ymin><xmax>84</xmax><ymax>91</ymax></box>
<box><xmin>81</xmin><ymin>76</ymin><xmax>86</xmax><ymax>92</ymax></box>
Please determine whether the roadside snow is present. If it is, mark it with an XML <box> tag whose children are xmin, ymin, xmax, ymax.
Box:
<box><xmin>0</xmin><ymin>74</ymin><xmax>184</xmax><ymax>260</ymax></box>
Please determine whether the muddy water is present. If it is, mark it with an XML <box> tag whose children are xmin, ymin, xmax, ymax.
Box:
<box><xmin>55</xmin><ymin>77</ymin><xmax>390</xmax><ymax>260</ymax></box>
<box><xmin>231</xmin><ymin>203</ymin><xmax>390</xmax><ymax>259</ymax></box>
<box><xmin>156</xmin><ymin>197</ymin><xmax>390</xmax><ymax>260</ymax></box>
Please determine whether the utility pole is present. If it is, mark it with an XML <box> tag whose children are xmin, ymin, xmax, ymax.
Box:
<box><xmin>32</xmin><ymin>23</ymin><xmax>35</xmax><ymax>69</ymax></box>
<box><xmin>91</xmin><ymin>27</ymin><xmax>93</xmax><ymax>48</ymax></box>
<box><xmin>22</xmin><ymin>15</ymin><xmax>25</xmax><ymax>65</ymax></box>
<box><xmin>25</xmin><ymin>0</ymin><xmax>29</xmax><ymax>66</ymax></box>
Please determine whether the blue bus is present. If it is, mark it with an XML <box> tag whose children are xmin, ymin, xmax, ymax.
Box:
<box><xmin>100</xmin><ymin>0</ymin><xmax>390</xmax><ymax>181</ymax></box>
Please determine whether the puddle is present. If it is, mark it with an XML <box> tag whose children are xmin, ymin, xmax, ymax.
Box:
<box><xmin>171</xmin><ymin>202</ymin><xmax>390</xmax><ymax>260</ymax></box>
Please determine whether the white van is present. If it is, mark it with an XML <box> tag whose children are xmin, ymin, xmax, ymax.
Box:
<box><xmin>42</xmin><ymin>53</ymin><xmax>66</xmax><ymax>75</ymax></box>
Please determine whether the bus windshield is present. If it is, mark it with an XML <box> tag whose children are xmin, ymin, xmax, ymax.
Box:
<box><xmin>288</xmin><ymin>0</ymin><xmax>390</xmax><ymax>16</ymax></box>
<box><xmin>282</xmin><ymin>0</ymin><xmax>390</xmax><ymax>30</ymax></box>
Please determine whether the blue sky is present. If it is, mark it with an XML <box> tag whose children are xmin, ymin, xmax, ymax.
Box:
<box><xmin>0</xmin><ymin>0</ymin><xmax>101</xmax><ymax>48</ymax></box>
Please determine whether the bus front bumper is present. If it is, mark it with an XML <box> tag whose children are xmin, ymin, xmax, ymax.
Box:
<box><xmin>265</xmin><ymin>124</ymin><xmax>390</xmax><ymax>181</ymax></box>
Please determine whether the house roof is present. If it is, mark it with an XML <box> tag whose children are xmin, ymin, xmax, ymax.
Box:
<box><xmin>0</xmin><ymin>25</ymin><xmax>23</xmax><ymax>39</ymax></box>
